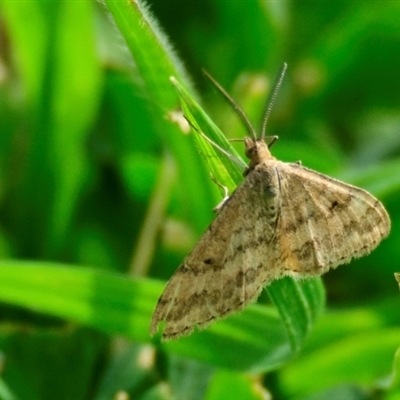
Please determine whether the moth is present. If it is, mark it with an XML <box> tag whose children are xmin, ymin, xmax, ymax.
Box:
<box><xmin>151</xmin><ymin>64</ymin><xmax>390</xmax><ymax>340</ymax></box>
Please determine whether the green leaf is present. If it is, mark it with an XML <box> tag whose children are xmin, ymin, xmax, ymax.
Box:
<box><xmin>0</xmin><ymin>261</ymin><xmax>303</xmax><ymax>372</ymax></box>
<box><xmin>281</xmin><ymin>328</ymin><xmax>400</xmax><ymax>396</ymax></box>
<box><xmin>170</xmin><ymin>76</ymin><xmax>242</xmax><ymax>191</ymax></box>
<box><xmin>104</xmin><ymin>0</ymin><xmax>193</xmax><ymax>106</ymax></box>
<box><xmin>48</xmin><ymin>1</ymin><xmax>102</xmax><ymax>252</ymax></box>
<box><xmin>0</xmin><ymin>1</ymin><xmax>102</xmax><ymax>257</ymax></box>
<box><xmin>104</xmin><ymin>0</ymin><xmax>217</xmax><ymax>233</ymax></box>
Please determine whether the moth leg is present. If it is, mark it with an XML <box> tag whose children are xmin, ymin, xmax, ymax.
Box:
<box><xmin>210</xmin><ymin>175</ymin><xmax>230</xmax><ymax>212</ymax></box>
<box><xmin>266</xmin><ymin>135</ymin><xmax>279</xmax><ymax>148</ymax></box>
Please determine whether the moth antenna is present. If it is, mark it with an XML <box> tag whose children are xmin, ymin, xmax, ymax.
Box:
<box><xmin>260</xmin><ymin>63</ymin><xmax>287</xmax><ymax>140</ymax></box>
<box><xmin>203</xmin><ymin>69</ymin><xmax>257</xmax><ymax>141</ymax></box>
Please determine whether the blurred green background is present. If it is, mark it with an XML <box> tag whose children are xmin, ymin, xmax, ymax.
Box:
<box><xmin>0</xmin><ymin>1</ymin><xmax>400</xmax><ymax>399</ymax></box>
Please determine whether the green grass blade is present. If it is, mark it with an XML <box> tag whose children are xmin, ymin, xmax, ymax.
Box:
<box><xmin>104</xmin><ymin>0</ymin><xmax>217</xmax><ymax>232</ymax></box>
<box><xmin>104</xmin><ymin>0</ymin><xmax>193</xmax><ymax>105</ymax></box>
<box><xmin>48</xmin><ymin>1</ymin><xmax>102</xmax><ymax>253</ymax></box>
<box><xmin>268</xmin><ymin>278</ymin><xmax>325</xmax><ymax>352</ymax></box>
<box><xmin>0</xmin><ymin>261</ymin><xmax>294</xmax><ymax>372</ymax></box>
<box><xmin>281</xmin><ymin>328</ymin><xmax>400</xmax><ymax>395</ymax></box>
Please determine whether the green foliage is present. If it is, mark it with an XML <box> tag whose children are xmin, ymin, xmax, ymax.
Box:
<box><xmin>0</xmin><ymin>1</ymin><xmax>399</xmax><ymax>399</ymax></box>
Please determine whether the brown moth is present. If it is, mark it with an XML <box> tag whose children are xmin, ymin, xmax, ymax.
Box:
<box><xmin>151</xmin><ymin>64</ymin><xmax>390</xmax><ymax>340</ymax></box>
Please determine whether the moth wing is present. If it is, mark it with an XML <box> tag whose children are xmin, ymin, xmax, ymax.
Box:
<box><xmin>274</xmin><ymin>161</ymin><xmax>390</xmax><ymax>276</ymax></box>
<box><xmin>150</xmin><ymin>164</ymin><xmax>281</xmax><ymax>340</ymax></box>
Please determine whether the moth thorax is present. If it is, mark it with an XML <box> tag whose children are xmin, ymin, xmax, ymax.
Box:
<box><xmin>244</xmin><ymin>138</ymin><xmax>274</xmax><ymax>169</ymax></box>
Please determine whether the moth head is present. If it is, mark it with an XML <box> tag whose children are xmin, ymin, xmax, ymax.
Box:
<box><xmin>203</xmin><ymin>64</ymin><xmax>286</xmax><ymax>175</ymax></box>
<box><xmin>244</xmin><ymin>138</ymin><xmax>275</xmax><ymax>173</ymax></box>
